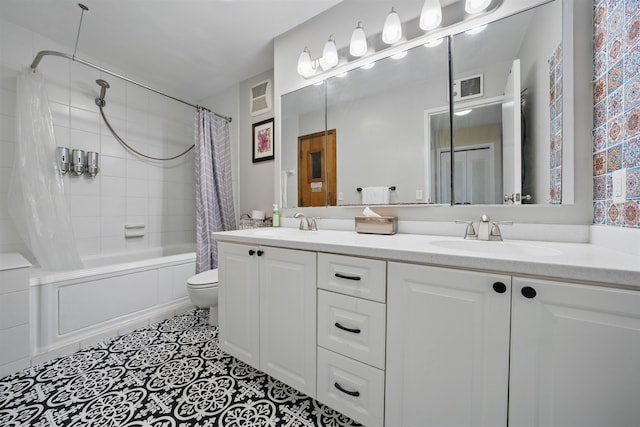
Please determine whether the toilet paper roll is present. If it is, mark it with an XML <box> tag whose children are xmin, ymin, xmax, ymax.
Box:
<box><xmin>252</xmin><ymin>210</ymin><xmax>265</xmax><ymax>220</ymax></box>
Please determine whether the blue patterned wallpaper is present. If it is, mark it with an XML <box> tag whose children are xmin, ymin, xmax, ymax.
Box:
<box><xmin>593</xmin><ymin>0</ymin><xmax>640</xmax><ymax>227</ymax></box>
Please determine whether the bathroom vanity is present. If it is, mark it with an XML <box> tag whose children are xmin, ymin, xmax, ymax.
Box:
<box><xmin>213</xmin><ymin>227</ymin><xmax>640</xmax><ymax>427</ymax></box>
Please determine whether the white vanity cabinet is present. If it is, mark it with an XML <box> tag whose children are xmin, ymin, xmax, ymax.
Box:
<box><xmin>218</xmin><ymin>241</ymin><xmax>317</xmax><ymax>397</ymax></box>
<box><xmin>387</xmin><ymin>262</ymin><xmax>640</xmax><ymax>427</ymax></box>
<box><xmin>509</xmin><ymin>277</ymin><xmax>640</xmax><ymax>427</ymax></box>
<box><xmin>316</xmin><ymin>253</ymin><xmax>387</xmax><ymax>427</ymax></box>
<box><xmin>386</xmin><ymin>262</ymin><xmax>512</xmax><ymax>427</ymax></box>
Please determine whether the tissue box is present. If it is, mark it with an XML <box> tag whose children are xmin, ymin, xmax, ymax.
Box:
<box><xmin>355</xmin><ymin>216</ymin><xmax>398</xmax><ymax>235</ymax></box>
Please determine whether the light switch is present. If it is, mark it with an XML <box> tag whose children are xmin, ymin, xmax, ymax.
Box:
<box><xmin>338</xmin><ymin>192</ymin><xmax>344</xmax><ymax>201</ymax></box>
<box><xmin>416</xmin><ymin>190</ymin><xmax>423</xmax><ymax>200</ymax></box>
<box><xmin>612</xmin><ymin>169</ymin><xmax>626</xmax><ymax>204</ymax></box>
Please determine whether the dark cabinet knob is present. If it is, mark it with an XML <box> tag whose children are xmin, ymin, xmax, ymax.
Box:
<box><xmin>492</xmin><ymin>282</ymin><xmax>507</xmax><ymax>294</ymax></box>
<box><xmin>248</xmin><ymin>249</ymin><xmax>255</xmax><ymax>256</ymax></box>
<box><xmin>257</xmin><ymin>250</ymin><xmax>264</xmax><ymax>256</ymax></box>
<box><xmin>521</xmin><ymin>286</ymin><xmax>537</xmax><ymax>299</ymax></box>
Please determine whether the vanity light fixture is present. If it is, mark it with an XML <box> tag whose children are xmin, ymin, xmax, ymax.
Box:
<box><xmin>322</xmin><ymin>35</ymin><xmax>339</xmax><ymax>68</ymax></box>
<box><xmin>350</xmin><ymin>22</ymin><xmax>368</xmax><ymax>57</ymax></box>
<box><xmin>424</xmin><ymin>38</ymin><xmax>444</xmax><ymax>47</ymax></box>
<box><xmin>297</xmin><ymin>47</ymin><xmax>314</xmax><ymax>76</ymax></box>
<box><xmin>454</xmin><ymin>109</ymin><xmax>473</xmax><ymax>116</ymax></box>
<box><xmin>382</xmin><ymin>7</ymin><xmax>402</xmax><ymax>44</ymax></box>
<box><xmin>465</xmin><ymin>0</ymin><xmax>491</xmax><ymax>14</ymax></box>
<box><xmin>420</xmin><ymin>0</ymin><xmax>442</xmax><ymax>31</ymax></box>
<box><xmin>465</xmin><ymin>24</ymin><xmax>487</xmax><ymax>35</ymax></box>
<box><xmin>391</xmin><ymin>50</ymin><xmax>408</xmax><ymax>60</ymax></box>
<box><xmin>295</xmin><ymin>0</ymin><xmax>502</xmax><ymax>78</ymax></box>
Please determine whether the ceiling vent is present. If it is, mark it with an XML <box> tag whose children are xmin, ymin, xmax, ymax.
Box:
<box><xmin>250</xmin><ymin>80</ymin><xmax>272</xmax><ymax>116</ymax></box>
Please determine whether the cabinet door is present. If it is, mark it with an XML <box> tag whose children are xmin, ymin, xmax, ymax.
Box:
<box><xmin>259</xmin><ymin>247</ymin><xmax>317</xmax><ymax>397</ymax></box>
<box><xmin>386</xmin><ymin>262</ymin><xmax>511</xmax><ymax>427</ymax></box>
<box><xmin>510</xmin><ymin>278</ymin><xmax>640</xmax><ymax>427</ymax></box>
<box><xmin>218</xmin><ymin>242</ymin><xmax>260</xmax><ymax>369</ymax></box>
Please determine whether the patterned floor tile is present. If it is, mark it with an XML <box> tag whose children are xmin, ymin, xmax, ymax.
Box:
<box><xmin>0</xmin><ymin>309</ymin><xmax>360</xmax><ymax>427</ymax></box>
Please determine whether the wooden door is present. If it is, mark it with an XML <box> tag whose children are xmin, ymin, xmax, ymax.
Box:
<box><xmin>386</xmin><ymin>262</ymin><xmax>511</xmax><ymax>427</ymax></box>
<box><xmin>298</xmin><ymin>130</ymin><xmax>336</xmax><ymax>207</ymax></box>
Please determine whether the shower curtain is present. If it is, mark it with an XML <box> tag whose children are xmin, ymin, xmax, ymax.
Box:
<box><xmin>195</xmin><ymin>109</ymin><xmax>236</xmax><ymax>273</ymax></box>
<box><xmin>7</xmin><ymin>69</ymin><xmax>83</xmax><ymax>270</ymax></box>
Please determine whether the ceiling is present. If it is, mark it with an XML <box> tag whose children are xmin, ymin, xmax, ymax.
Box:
<box><xmin>0</xmin><ymin>0</ymin><xmax>342</xmax><ymax>101</ymax></box>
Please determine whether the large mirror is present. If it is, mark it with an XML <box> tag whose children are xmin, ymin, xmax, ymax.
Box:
<box><xmin>280</xmin><ymin>0</ymin><xmax>566</xmax><ymax>208</ymax></box>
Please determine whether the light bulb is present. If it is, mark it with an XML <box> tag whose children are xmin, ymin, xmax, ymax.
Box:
<box><xmin>350</xmin><ymin>22</ymin><xmax>368</xmax><ymax>57</ymax></box>
<box><xmin>322</xmin><ymin>35</ymin><xmax>339</xmax><ymax>68</ymax></box>
<box><xmin>361</xmin><ymin>62</ymin><xmax>375</xmax><ymax>70</ymax></box>
<box><xmin>391</xmin><ymin>50</ymin><xmax>407</xmax><ymax>60</ymax></box>
<box><xmin>382</xmin><ymin>7</ymin><xmax>402</xmax><ymax>44</ymax></box>
<box><xmin>420</xmin><ymin>0</ymin><xmax>442</xmax><ymax>31</ymax></box>
<box><xmin>297</xmin><ymin>47</ymin><xmax>312</xmax><ymax>76</ymax></box>
<box><xmin>465</xmin><ymin>0</ymin><xmax>491</xmax><ymax>14</ymax></box>
<box><xmin>454</xmin><ymin>109</ymin><xmax>472</xmax><ymax>116</ymax></box>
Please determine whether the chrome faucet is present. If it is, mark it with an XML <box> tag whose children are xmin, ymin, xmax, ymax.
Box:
<box><xmin>477</xmin><ymin>214</ymin><xmax>491</xmax><ymax>241</ymax></box>
<box><xmin>294</xmin><ymin>213</ymin><xmax>318</xmax><ymax>231</ymax></box>
<box><xmin>456</xmin><ymin>215</ymin><xmax>512</xmax><ymax>241</ymax></box>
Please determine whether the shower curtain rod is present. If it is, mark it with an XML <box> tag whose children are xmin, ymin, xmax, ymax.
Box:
<box><xmin>30</xmin><ymin>50</ymin><xmax>232</xmax><ymax>123</ymax></box>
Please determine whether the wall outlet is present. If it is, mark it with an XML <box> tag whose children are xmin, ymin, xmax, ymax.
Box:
<box><xmin>416</xmin><ymin>190</ymin><xmax>423</xmax><ymax>200</ymax></box>
<box><xmin>612</xmin><ymin>169</ymin><xmax>626</xmax><ymax>204</ymax></box>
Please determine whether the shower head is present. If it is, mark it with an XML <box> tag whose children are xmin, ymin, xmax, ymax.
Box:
<box><xmin>95</xmin><ymin>79</ymin><xmax>110</xmax><ymax>107</ymax></box>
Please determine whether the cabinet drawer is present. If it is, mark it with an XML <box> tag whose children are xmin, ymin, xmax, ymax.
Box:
<box><xmin>318</xmin><ymin>290</ymin><xmax>386</xmax><ymax>369</ymax></box>
<box><xmin>318</xmin><ymin>253</ymin><xmax>386</xmax><ymax>302</ymax></box>
<box><xmin>317</xmin><ymin>347</ymin><xmax>384</xmax><ymax>427</ymax></box>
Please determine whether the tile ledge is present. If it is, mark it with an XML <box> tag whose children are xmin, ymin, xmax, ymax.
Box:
<box><xmin>590</xmin><ymin>225</ymin><xmax>640</xmax><ymax>256</ymax></box>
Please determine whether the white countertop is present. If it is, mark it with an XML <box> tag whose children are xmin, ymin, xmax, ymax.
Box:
<box><xmin>213</xmin><ymin>228</ymin><xmax>640</xmax><ymax>289</ymax></box>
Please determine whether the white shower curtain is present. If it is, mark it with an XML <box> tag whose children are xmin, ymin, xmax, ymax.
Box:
<box><xmin>8</xmin><ymin>69</ymin><xmax>82</xmax><ymax>270</ymax></box>
<box><xmin>195</xmin><ymin>109</ymin><xmax>236</xmax><ymax>273</ymax></box>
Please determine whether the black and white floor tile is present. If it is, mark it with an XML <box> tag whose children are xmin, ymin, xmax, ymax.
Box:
<box><xmin>0</xmin><ymin>309</ymin><xmax>360</xmax><ymax>427</ymax></box>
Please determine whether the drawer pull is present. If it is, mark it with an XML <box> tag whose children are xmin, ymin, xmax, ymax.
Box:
<box><xmin>335</xmin><ymin>272</ymin><xmax>361</xmax><ymax>281</ymax></box>
<box><xmin>334</xmin><ymin>322</ymin><xmax>361</xmax><ymax>334</ymax></box>
<box><xmin>521</xmin><ymin>286</ymin><xmax>537</xmax><ymax>299</ymax></box>
<box><xmin>334</xmin><ymin>382</ymin><xmax>360</xmax><ymax>397</ymax></box>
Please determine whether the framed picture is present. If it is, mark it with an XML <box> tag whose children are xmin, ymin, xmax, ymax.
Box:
<box><xmin>252</xmin><ymin>118</ymin><xmax>275</xmax><ymax>163</ymax></box>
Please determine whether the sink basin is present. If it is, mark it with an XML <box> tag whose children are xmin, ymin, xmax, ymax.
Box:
<box><xmin>429</xmin><ymin>239</ymin><xmax>562</xmax><ymax>257</ymax></box>
<box><xmin>252</xmin><ymin>228</ymin><xmax>314</xmax><ymax>238</ymax></box>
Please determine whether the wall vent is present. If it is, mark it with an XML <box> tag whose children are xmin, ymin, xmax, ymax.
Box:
<box><xmin>453</xmin><ymin>73</ymin><xmax>483</xmax><ymax>102</ymax></box>
<box><xmin>250</xmin><ymin>80</ymin><xmax>272</xmax><ymax>116</ymax></box>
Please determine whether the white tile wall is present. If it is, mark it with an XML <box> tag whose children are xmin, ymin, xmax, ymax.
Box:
<box><xmin>0</xmin><ymin>17</ymin><xmax>196</xmax><ymax>258</ymax></box>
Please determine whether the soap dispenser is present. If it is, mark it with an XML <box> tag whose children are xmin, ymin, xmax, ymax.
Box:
<box><xmin>272</xmin><ymin>204</ymin><xmax>280</xmax><ymax>227</ymax></box>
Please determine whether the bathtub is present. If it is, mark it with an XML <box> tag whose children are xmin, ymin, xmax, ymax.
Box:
<box><xmin>30</xmin><ymin>245</ymin><xmax>196</xmax><ymax>358</ymax></box>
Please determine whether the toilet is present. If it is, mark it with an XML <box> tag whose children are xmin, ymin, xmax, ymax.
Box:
<box><xmin>186</xmin><ymin>269</ymin><xmax>219</xmax><ymax>326</ymax></box>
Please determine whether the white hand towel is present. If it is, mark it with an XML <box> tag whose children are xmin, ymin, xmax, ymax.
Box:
<box><xmin>362</xmin><ymin>186</ymin><xmax>390</xmax><ymax>204</ymax></box>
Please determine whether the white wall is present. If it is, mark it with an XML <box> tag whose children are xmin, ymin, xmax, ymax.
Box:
<box><xmin>238</xmin><ymin>70</ymin><xmax>276</xmax><ymax>217</ymax></box>
<box><xmin>273</xmin><ymin>0</ymin><xmax>594</xmax><ymax>225</ymax></box>
<box><xmin>0</xmin><ymin>18</ymin><xmax>197</xmax><ymax>262</ymax></box>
